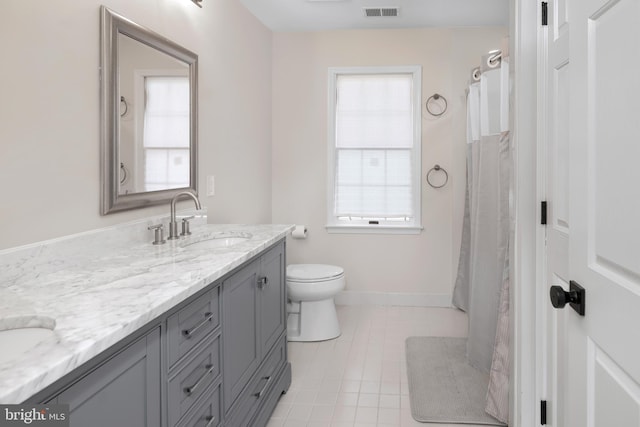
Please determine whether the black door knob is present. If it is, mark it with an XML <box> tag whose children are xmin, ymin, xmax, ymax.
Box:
<box><xmin>549</xmin><ymin>281</ymin><xmax>586</xmax><ymax>316</ymax></box>
<box><xmin>549</xmin><ymin>285</ymin><xmax>576</xmax><ymax>308</ymax></box>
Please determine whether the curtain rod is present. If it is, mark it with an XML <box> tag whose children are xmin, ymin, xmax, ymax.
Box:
<box><xmin>488</xmin><ymin>51</ymin><xmax>502</xmax><ymax>66</ymax></box>
<box><xmin>470</xmin><ymin>50</ymin><xmax>504</xmax><ymax>82</ymax></box>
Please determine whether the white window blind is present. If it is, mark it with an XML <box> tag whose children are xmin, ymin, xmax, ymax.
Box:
<box><xmin>143</xmin><ymin>76</ymin><xmax>190</xmax><ymax>192</ymax></box>
<box><xmin>328</xmin><ymin>68</ymin><xmax>421</xmax><ymax>232</ymax></box>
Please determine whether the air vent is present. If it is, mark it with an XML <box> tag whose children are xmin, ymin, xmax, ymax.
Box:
<box><xmin>363</xmin><ymin>7</ymin><xmax>399</xmax><ymax>17</ymax></box>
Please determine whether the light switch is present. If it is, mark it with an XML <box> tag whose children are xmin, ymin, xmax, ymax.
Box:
<box><xmin>206</xmin><ymin>175</ymin><xmax>215</xmax><ymax>196</ymax></box>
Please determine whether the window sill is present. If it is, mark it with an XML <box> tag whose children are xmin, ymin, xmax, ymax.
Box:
<box><xmin>325</xmin><ymin>225</ymin><xmax>423</xmax><ymax>235</ymax></box>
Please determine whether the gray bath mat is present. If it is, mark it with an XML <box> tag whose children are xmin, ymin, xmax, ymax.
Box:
<box><xmin>405</xmin><ymin>337</ymin><xmax>506</xmax><ymax>425</ymax></box>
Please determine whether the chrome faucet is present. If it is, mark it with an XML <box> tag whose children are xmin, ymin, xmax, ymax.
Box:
<box><xmin>168</xmin><ymin>191</ymin><xmax>202</xmax><ymax>240</ymax></box>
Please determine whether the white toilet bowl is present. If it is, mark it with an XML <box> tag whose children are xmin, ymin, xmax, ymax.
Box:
<box><xmin>286</xmin><ymin>264</ymin><xmax>345</xmax><ymax>342</ymax></box>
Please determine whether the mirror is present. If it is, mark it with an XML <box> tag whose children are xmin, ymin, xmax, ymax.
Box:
<box><xmin>100</xmin><ymin>6</ymin><xmax>198</xmax><ymax>214</ymax></box>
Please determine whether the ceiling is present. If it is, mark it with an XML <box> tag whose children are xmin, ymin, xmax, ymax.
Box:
<box><xmin>238</xmin><ymin>0</ymin><xmax>509</xmax><ymax>32</ymax></box>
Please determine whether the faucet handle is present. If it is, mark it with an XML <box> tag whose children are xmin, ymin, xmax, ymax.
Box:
<box><xmin>181</xmin><ymin>216</ymin><xmax>195</xmax><ymax>237</ymax></box>
<box><xmin>148</xmin><ymin>224</ymin><xmax>166</xmax><ymax>245</ymax></box>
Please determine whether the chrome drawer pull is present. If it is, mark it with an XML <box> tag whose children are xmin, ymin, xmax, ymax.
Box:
<box><xmin>182</xmin><ymin>312</ymin><xmax>214</xmax><ymax>338</ymax></box>
<box><xmin>253</xmin><ymin>375</ymin><xmax>272</xmax><ymax>399</ymax></box>
<box><xmin>204</xmin><ymin>415</ymin><xmax>216</xmax><ymax>427</ymax></box>
<box><xmin>184</xmin><ymin>364</ymin><xmax>215</xmax><ymax>396</ymax></box>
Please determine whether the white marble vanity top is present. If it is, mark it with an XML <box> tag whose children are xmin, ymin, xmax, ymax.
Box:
<box><xmin>0</xmin><ymin>216</ymin><xmax>293</xmax><ymax>403</ymax></box>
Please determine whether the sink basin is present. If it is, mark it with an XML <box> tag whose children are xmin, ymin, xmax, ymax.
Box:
<box><xmin>181</xmin><ymin>232</ymin><xmax>252</xmax><ymax>250</ymax></box>
<box><xmin>0</xmin><ymin>327</ymin><xmax>56</xmax><ymax>364</ymax></box>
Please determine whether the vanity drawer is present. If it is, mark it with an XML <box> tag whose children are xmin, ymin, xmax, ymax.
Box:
<box><xmin>176</xmin><ymin>383</ymin><xmax>221</xmax><ymax>427</ymax></box>
<box><xmin>168</xmin><ymin>334</ymin><xmax>220</xmax><ymax>427</ymax></box>
<box><xmin>225</xmin><ymin>334</ymin><xmax>287</xmax><ymax>427</ymax></box>
<box><xmin>168</xmin><ymin>287</ymin><xmax>220</xmax><ymax>368</ymax></box>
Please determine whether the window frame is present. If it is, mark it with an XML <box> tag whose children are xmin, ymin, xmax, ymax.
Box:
<box><xmin>326</xmin><ymin>66</ymin><xmax>423</xmax><ymax>235</ymax></box>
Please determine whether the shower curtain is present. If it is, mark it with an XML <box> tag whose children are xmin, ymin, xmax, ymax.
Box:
<box><xmin>453</xmin><ymin>52</ymin><xmax>510</xmax><ymax>424</ymax></box>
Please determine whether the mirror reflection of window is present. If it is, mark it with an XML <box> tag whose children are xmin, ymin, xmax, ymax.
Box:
<box><xmin>117</xmin><ymin>32</ymin><xmax>191</xmax><ymax>196</ymax></box>
<box><xmin>141</xmin><ymin>76</ymin><xmax>190</xmax><ymax>192</ymax></box>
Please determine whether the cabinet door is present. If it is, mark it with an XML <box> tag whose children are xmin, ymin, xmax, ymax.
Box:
<box><xmin>57</xmin><ymin>328</ymin><xmax>161</xmax><ymax>427</ymax></box>
<box><xmin>222</xmin><ymin>260</ymin><xmax>260</xmax><ymax>411</ymax></box>
<box><xmin>259</xmin><ymin>242</ymin><xmax>286</xmax><ymax>356</ymax></box>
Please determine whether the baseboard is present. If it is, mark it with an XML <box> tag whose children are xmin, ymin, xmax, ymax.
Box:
<box><xmin>334</xmin><ymin>291</ymin><xmax>453</xmax><ymax>307</ymax></box>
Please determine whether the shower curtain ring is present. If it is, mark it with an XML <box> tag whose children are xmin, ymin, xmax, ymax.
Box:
<box><xmin>426</xmin><ymin>164</ymin><xmax>448</xmax><ymax>188</ymax></box>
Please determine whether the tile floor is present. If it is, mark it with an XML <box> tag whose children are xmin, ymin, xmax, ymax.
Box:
<box><xmin>267</xmin><ymin>305</ymin><xmax>489</xmax><ymax>427</ymax></box>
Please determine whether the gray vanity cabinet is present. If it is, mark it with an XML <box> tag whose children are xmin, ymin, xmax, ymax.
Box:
<box><xmin>29</xmin><ymin>239</ymin><xmax>289</xmax><ymax>427</ymax></box>
<box><xmin>221</xmin><ymin>259</ymin><xmax>261</xmax><ymax>411</ymax></box>
<box><xmin>259</xmin><ymin>244</ymin><xmax>286</xmax><ymax>356</ymax></box>
<box><xmin>222</xmin><ymin>241</ymin><xmax>288</xmax><ymax>425</ymax></box>
<box><xmin>53</xmin><ymin>328</ymin><xmax>161</xmax><ymax>427</ymax></box>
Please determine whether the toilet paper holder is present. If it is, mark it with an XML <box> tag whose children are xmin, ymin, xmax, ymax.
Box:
<box><xmin>291</xmin><ymin>225</ymin><xmax>308</xmax><ymax>239</ymax></box>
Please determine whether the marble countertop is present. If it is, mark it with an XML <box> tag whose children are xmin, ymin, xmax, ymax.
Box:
<box><xmin>0</xmin><ymin>221</ymin><xmax>293</xmax><ymax>403</ymax></box>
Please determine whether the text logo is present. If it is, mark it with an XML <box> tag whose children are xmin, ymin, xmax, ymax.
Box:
<box><xmin>0</xmin><ymin>405</ymin><xmax>69</xmax><ymax>427</ymax></box>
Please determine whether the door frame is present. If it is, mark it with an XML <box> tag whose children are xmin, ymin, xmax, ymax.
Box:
<box><xmin>510</xmin><ymin>0</ymin><xmax>545</xmax><ymax>426</ymax></box>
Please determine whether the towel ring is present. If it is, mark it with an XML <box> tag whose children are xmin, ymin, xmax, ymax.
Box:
<box><xmin>426</xmin><ymin>164</ymin><xmax>448</xmax><ymax>189</ymax></box>
<box><xmin>120</xmin><ymin>162</ymin><xmax>128</xmax><ymax>184</ymax></box>
<box><xmin>120</xmin><ymin>96</ymin><xmax>128</xmax><ymax>117</ymax></box>
<box><xmin>426</xmin><ymin>93</ymin><xmax>447</xmax><ymax>117</ymax></box>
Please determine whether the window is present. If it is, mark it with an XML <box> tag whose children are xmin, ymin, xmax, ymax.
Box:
<box><xmin>134</xmin><ymin>72</ymin><xmax>190</xmax><ymax>192</ymax></box>
<box><xmin>327</xmin><ymin>66</ymin><xmax>422</xmax><ymax>233</ymax></box>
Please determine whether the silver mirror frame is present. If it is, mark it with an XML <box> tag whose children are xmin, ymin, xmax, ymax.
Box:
<box><xmin>100</xmin><ymin>6</ymin><xmax>198</xmax><ymax>214</ymax></box>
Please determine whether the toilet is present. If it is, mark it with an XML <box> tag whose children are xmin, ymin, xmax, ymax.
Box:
<box><xmin>286</xmin><ymin>264</ymin><xmax>345</xmax><ymax>342</ymax></box>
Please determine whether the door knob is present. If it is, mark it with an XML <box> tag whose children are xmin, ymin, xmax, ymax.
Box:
<box><xmin>549</xmin><ymin>286</ymin><xmax>575</xmax><ymax>308</ymax></box>
<box><xmin>549</xmin><ymin>281</ymin><xmax>585</xmax><ymax>316</ymax></box>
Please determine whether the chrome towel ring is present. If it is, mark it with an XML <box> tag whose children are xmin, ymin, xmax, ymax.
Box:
<box><xmin>426</xmin><ymin>93</ymin><xmax>447</xmax><ymax>117</ymax></box>
<box><xmin>120</xmin><ymin>162</ymin><xmax>128</xmax><ymax>184</ymax></box>
<box><xmin>120</xmin><ymin>96</ymin><xmax>129</xmax><ymax>117</ymax></box>
<box><xmin>426</xmin><ymin>164</ymin><xmax>448</xmax><ymax>188</ymax></box>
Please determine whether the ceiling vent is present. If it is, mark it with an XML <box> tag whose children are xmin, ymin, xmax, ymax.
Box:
<box><xmin>363</xmin><ymin>7</ymin><xmax>399</xmax><ymax>17</ymax></box>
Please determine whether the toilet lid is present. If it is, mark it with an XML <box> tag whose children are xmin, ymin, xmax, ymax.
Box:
<box><xmin>287</xmin><ymin>264</ymin><xmax>344</xmax><ymax>282</ymax></box>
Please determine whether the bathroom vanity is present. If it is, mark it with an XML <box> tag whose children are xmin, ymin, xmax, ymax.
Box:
<box><xmin>0</xmin><ymin>219</ymin><xmax>293</xmax><ymax>427</ymax></box>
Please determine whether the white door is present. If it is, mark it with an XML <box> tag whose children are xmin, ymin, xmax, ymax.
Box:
<box><xmin>543</xmin><ymin>0</ymin><xmax>571</xmax><ymax>425</ymax></box>
<box><xmin>547</xmin><ymin>0</ymin><xmax>640</xmax><ymax>425</ymax></box>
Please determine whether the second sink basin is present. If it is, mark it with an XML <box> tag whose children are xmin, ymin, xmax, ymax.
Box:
<box><xmin>181</xmin><ymin>232</ymin><xmax>252</xmax><ymax>250</ymax></box>
<box><xmin>0</xmin><ymin>325</ymin><xmax>56</xmax><ymax>364</ymax></box>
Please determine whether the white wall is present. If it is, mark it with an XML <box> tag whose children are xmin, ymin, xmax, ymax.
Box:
<box><xmin>0</xmin><ymin>0</ymin><xmax>272</xmax><ymax>250</ymax></box>
<box><xmin>272</xmin><ymin>28</ymin><xmax>507</xmax><ymax>301</ymax></box>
